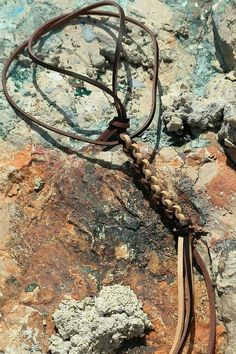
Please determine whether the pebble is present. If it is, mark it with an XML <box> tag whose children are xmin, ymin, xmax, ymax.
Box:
<box><xmin>82</xmin><ymin>24</ymin><xmax>97</xmax><ymax>43</ymax></box>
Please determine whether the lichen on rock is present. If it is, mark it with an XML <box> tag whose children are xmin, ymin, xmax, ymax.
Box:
<box><xmin>49</xmin><ymin>285</ymin><xmax>152</xmax><ymax>354</ymax></box>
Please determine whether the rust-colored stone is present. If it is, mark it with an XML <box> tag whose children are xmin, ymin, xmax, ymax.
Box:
<box><xmin>206</xmin><ymin>145</ymin><xmax>236</xmax><ymax>207</ymax></box>
<box><xmin>0</xmin><ymin>140</ymin><xmax>228</xmax><ymax>353</ymax></box>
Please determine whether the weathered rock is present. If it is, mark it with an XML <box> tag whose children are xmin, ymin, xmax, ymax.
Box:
<box><xmin>166</xmin><ymin>115</ymin><xmax>183</xmax><ymax>132</ymax></box>
<box><xmin>161</xmin><ymin>78</ymin><xmax>236</xmax><ymax>152</ymax></box>
<box><xmin>218</xmin><ymin>103</ymin><xmax>236</xmax><ymax>147</ymax></box>
<box><xmin>49</xmin><ymin>285</ymin><xmax>152</xmax><ymax>354</ymax></box>
<box><xmin>0</xmin><ymin>137</ymin><xmax>228</xmax><ymax>353</ymax></box>
<box><xmin>162</xmin><ymin>83</ymin><xmax>225</xmax><ymax>132</ymax></box>
<box><xmin>212</xmin><ymin>0</ymin><xmax>236</xmax><ymax>72</ymax></box>
<box><xmin>216</xmin><ymin>247</ymin><xmax>236</xmax><ymax>354</ymax></box>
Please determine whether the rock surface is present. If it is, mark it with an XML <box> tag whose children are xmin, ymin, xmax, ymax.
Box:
<box><xmin>212</xmin><ymin>0</ymin><xmax>236</xmax><ymax>72</ymax></box>
<box><xmin>0</xmin><ymin>0</ymin><xmax>235</xmax><ymax>353</ymax></box>
<box><xmin>162</xmin><ymin>82</ymin><xmax>236</xmax><ymax>149</ymax></box>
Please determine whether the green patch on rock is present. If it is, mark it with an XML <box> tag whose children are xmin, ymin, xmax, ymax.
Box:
<box><xmin>75</xmin><ymin>87</ymin><xmax>92</xmax><ymax>97</ymax></box>
<box><xmin>11</xmin><ymin>68</ymin><xmax>30</xmax><ymax>82</ymax></box>
<box><xmin>25</xmin><ymin>283</ymin><xmax>38</xmax><ymax>292</ymax></box>
<box><xmin>190</xmin><ymin>136</ymin><xmax>210</xmax><ymax>149</ymax></box>
<box><xmin>0</xmin><ymin>124</ymin><xmax>6</xmax><ymax>139</ymax></box>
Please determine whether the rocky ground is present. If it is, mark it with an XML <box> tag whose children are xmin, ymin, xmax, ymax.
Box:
<box><xmin>0</xmin><ymin>0</ymin><xmax>235</xmax><ymax>353</ymax></box>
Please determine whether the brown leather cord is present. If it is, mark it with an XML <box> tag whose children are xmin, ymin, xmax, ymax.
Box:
<box><xmin>2</xmin><ymin>1</ymin><xmax>159</xmax><ymax>146</ymax></box>
<box><xmin>193</xmin><ymin>248</ymin><xmax>216</xmax><ymax>354</ymax></box>
<box><xmin>175</xmin><ymin>236</ymin><xmax>194</xmax><ymax>353</ymax></box>
<box><xmin>2</xmin><ymin>2</ymin><xmax>216</xmax><ymax>353</ymax></box>
<box><xmin>170</xmin><ymin>236</ymin><xmax>185</xmax><ymax>354</ymax></box>
<box><xmin>170</xmin><ymin>235</ymin><xmax>194</xmax><ymax>354</ymax></box>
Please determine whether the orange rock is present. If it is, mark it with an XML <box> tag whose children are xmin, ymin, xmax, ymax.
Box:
<box><xmin>38</xmin><ymin>286</ymin><xmax>56</xmax><ymax>305</ymax></box>
<box><xmin>147</xmin><ymin>251</ymin><xmax>160</xmax><ymax>274</ymax></box>
<box><xmin>115</xmin><ymin>243</ymin><xmax>130</xmax><ymax>260</ymax></box>
<box><xmin>0</xmin><ymin>144</ymin><xmax>33</xmax><ymax>170</ymax></box>
<box><xmin>216</xmin><ymin>324</ymin><xmax>227</xmax><ymax>352</ymax></box>
<box><xmin>20</xmin><ymin>286</ymin><xmax>40</xmax><ymax>305</ymax></box>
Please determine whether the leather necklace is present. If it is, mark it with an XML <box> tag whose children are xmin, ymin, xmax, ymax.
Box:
<box><xmin>2</xmin><ymin>1</ymin><xmax>216</xmax><ymax>353</ymax></box>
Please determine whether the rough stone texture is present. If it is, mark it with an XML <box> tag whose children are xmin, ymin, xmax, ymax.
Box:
<box><xmin>0</xmin><ymin>132</ymin><xmax>229</xmax><ymax>354</ymax></box>
<box><xmin>219</xmin><ymin>103</ymin><xmax>236</xmax><ymax>150</ymax></box>
<box><xmin>212</xmin><ymin>0</ymin><xmax>236</xmax><ymax>72</ymax></box>
<box><xmin>49</xmin><ymin>285</ymin><xmax>152</xmax><ymax>354</ymax></box>
<box><xmin>162</xmin><ymin>79</ymin><xmax>236</xmax><ymax>151</ymax></box>
<box><xmin>0</xmin><ymin>0</ymin><xmax>235</xmax><ymax>353</ymax></box>
<box><xmin>162</xmin><ymin>83</ymin><xmax>225</xmax><ymax>132</ymax></box>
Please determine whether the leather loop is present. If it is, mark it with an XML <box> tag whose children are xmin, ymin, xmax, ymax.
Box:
<box><xmin>2</xmin><ymin>1</ymin><xmax>159</xmax><ymax>146</ymax></box>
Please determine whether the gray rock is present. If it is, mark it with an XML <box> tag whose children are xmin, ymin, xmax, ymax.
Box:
<box><xmin>212</xmin><ymin>0</ymin><xmax>236</xmax><ymax>72</ymax></box>
<box><xmin>82</xmin><ymin>24</ymin><xmax>97</xmax><ymax>43</ymax></box>
<box><xmin>90</xmin><ymin>53</ymin><xmax>106</xmax><ymax>69</ymax></box>
<box><xmin>162</xmin><ymin>84</ymin><xmax>225</xmax><ymax>132</ymax></box>
<box><xmin>49</xmin><ymin>285</ymin><xmax>152</xmax><ymax>354</ymax></box>
<box><xmin>100</xmin><ymin>46</ymin><xmax>115</xmax><ymax>62</ymax></box>
<box><xmin>161</xmin><ymin>48</ymin><xmax>176</xmax><ymax>63</ymax></box>
<box><xmin>224</xmin><ymin>103</ymin><xmax>236</xmax><ymax>128</ymax></box>
<box><xmin>186</xmin><ymin>98</ymin><xmax>225</xmax><ymax>130</ymax></box>
<box><xmin>166</xmin><ymin>116</ymin><xmax>183</xmax><ymax>132</ymax></box>
<box><xmin>216</xmin><ymin>248</ymin><xmax>236</xmax><ymax>353</ymax></box>
<box><xmin>218</xmin><ymin>103</ymin><xmax>236</xmax><ymax>146</ymax></box>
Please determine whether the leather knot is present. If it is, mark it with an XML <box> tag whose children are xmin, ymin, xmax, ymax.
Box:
<box><xmin>173</xmin><ymin>219</ymin><xmax>194</xmax><ymax>236</ymax></box>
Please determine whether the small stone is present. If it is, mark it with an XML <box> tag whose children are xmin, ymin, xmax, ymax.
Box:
<box><xmin>8</xmin><ymin>183</ymin><xmax>20</xmax><ymax>197</ymax></box>
<box><xmin>21</xmin><ymin>286</ymin><xmax>40</xmax><ymax>305</ymax></box>
<box><xmin>166</xmin><ymin>116</ymin><xmax>183</xmax><ymax>132</ymax></box>
<box><xmin>161</xmin><ymin>48</ymin><xmax>176</xmax><ymax>63</ymax></box>
<box><xmin>34</xmin><ymin>177</ymin><xmax>44</xmax><ymax>191</ymax></box>
<box><xmin>100</xmin><ymin>46</ymin><xmax>115</xmax><ymax>62</ymax></box>
<box><xmin>115</xmin><ymin>244</ymin><xmax>129</xmax><ymax>260</ymax></box>
<box><xmin>174</xmin><ymin>25</ymin><xmax>189</xmax><ymax>39</ymax></box>
<box><xmin>81</xmin><ymin>24</ymin><xmax>97</xmax><ymax>43</ymax></box>
<box><xmin>147</xmin><ymin>251</ymin><xmax>160</xmax><ymax>275</ymax></box>
<box><xmin>211</xmin><ymin>59</ymin><xmax>224</xmax><ymax>73</ymax></box>
<box><xmin>184</xmin><ymin>146</ymin><xmax>192</xmax><ymax>153</ymax></box>
<box><xmin>224</xmin><ymin>138</ymin><xmax>236</xmax><ymax>149</ymax></box>
<box><xmin>90</xmin><ymin>53</ymin><xmax>105</xmax><ymax>69</ymax></box>
<box><xmin>225</xmin><ymin>71</ymin><xmax>236</xmax><ymax>82</ymax></box>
